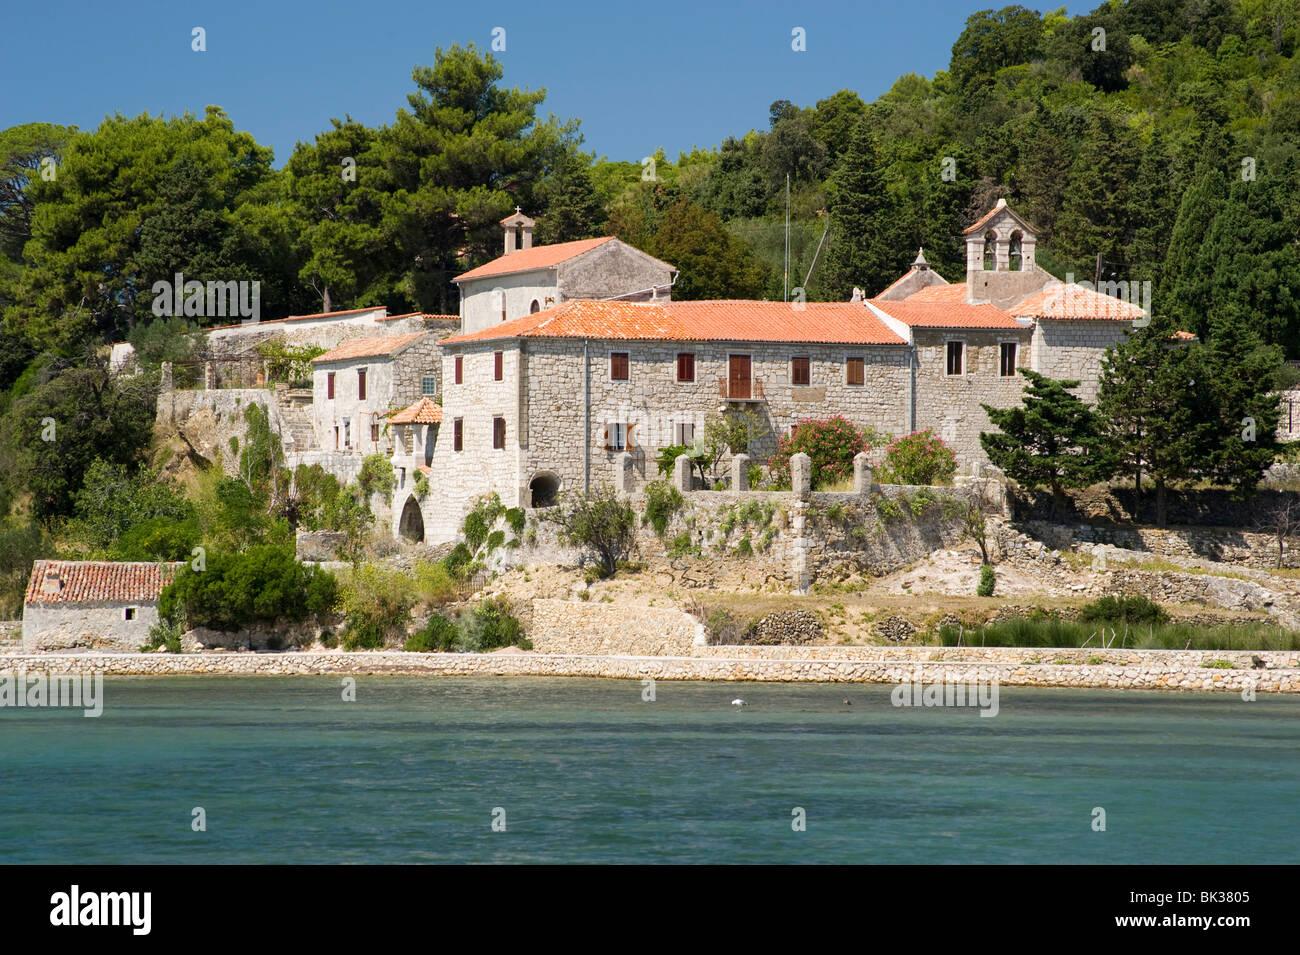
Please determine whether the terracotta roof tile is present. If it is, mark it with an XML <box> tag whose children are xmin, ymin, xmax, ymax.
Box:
<box><xmin>378</xmin><ymin>312</ymin><xmax>459</xmax><ymax>323</ymax></box>
<box><xmin>440</xmin><ymin>299</ymin><xmax>907</xmax><ymax>347</ymax></box>
<box><xmin>25</xmin><ymin>560</ymin><xmax>182</xmax><ymax>605</ymax></box>
<box><xmin>388</xmin><ymin>397</ymin><xmax>443</xmax><ymax>424</ymax></box>
<box><xmin>902</xmin><ymin>283</ymin><xmax>969</xmax><ymax>303</ymax></box>
<box><xmin>1009</xmin><ymin>282</ymin><xmax>1146</xmax><ymax>321</ymax></box>
<box><xmin>454</xmin><ymin>237</ymin><xmax>618</xmax><ymax>282</ymax></box>
<box><xmin>869</xmin><ymin>299</ymin><xmax>1025</xmax><ymax>329</ymax></box>
<box><xmin>312</xmin><ymin>332</ymin><xmax>426</xmax><ymax>363</ymax></box>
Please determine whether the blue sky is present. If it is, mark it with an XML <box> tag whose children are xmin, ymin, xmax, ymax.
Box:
<box><xmin>1</xmin><ymin>0</ymin><xmax>1091</xmax><ymax>166</ymax></box>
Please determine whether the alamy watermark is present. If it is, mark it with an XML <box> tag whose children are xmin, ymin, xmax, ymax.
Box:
<box><xmin>151</xmin><ymin>272</ymin><xmax>260</xmax><ymax>322</ymax></box>
<box><xmin>891</xmin><ymin>666</ymin><xmax>999</xmax><ymax>717</ymax></box>
<box><xmin>0</xmin><ymin>670</ymin><xmax>103</xmax><ymax>717</ymax></box>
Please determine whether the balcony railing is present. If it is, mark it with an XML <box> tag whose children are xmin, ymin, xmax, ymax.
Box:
<box><xmin>717</xmin><ymin>376</ymin><xmax>765</xmax><ymax>401</ymax></box>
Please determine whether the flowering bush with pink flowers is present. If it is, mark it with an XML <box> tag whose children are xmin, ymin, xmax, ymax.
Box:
<box><xmin>877</xmin><ymin>430</ymin><xmax>957</xmax><ymax>486</ymax></box>
<box><xmin>767</xmin><ymin>415</ymin><xmax>869</xmax><ymax>489</ymax></box>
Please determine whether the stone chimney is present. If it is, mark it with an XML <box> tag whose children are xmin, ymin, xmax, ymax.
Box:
<box><xmin>501</xmin><ymin>208</ymin><xmax>536</xmax><ymax>255</ymax></box>
<box><xmin>41</xmin><ymin>570</ymin><xmax>62</xmax><ymax>595</ymax></box>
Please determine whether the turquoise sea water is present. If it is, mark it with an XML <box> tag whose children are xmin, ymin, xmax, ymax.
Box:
<box><xmin>1</xmin><ymin>676</ymin><xmax>1297</xmax><ymax>864</ymax></box>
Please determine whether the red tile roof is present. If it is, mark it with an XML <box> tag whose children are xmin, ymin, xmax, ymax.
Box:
<box><xmin>388</xmin><ymin>397</ymin><xmax>443</xmax><ymax>424</ymax></box>
<box><xmin>869</xmin><ymin>299</ymin><xmax>1025</xmax><ymax>329</ymax></box>
<box><xmin>312</xmin><ymin>333</ymin><xmax>427</xmax><ymax>363</ymax></box>
<box><xmin>440</xmin><ymin>299</ymin><xmax>907</xmax><ymax>346</ymax></box>
<box><xmin>1009</xmin><ymin>282</ymin><xmax>1146</xmax><ymax>322</ymax></box>
<box><xmin>378</xmin><ymin>312</ymin><xmax>460</xmax><ymax>323</ymax></box>
<box><xmin>902</xmin><ymin>283</ymin><xmax>969</xmax><ymax>304</ymax></box>
<box><xmin>454</xmin><ymin>237</ymin><xmax>618</xmax><ymax>282</ymax></box>
<box><xmin>25</xmin><ymin>560</ymin><xmax>182</xmax><ymax>605</ymax></box>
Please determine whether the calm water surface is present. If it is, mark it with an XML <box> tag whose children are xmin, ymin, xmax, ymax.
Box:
<box><xmin>1</xmin><ymin>677</ymin><xmax>1297</xmax><ymax>863</ymax></box>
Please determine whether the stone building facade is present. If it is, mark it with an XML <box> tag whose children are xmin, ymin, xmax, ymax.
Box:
<box><xmin>454</xmin><ymin>212</ymin><xmax>677</xmax><ymax>334</ymax></box>
<box><xmin>22</xmin><ymin>561</ymin><xmax>182</xmax><ymax>651</ymax></box>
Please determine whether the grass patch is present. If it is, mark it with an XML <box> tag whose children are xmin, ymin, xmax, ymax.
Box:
<box><xmin>937</xmin><ymin>617</ymin><xmax>1300</xmax><ymax>651</ymax></box>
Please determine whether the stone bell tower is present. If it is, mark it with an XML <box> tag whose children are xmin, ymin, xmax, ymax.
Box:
<box><xmin>964</xmin><ymin>199</ymin><xmax>1047</xmax><ymax>309</ymax></box>
<box><xmin>501</xmin><ymin>208</ymin><xmax>535</xmax><ymax>255</ymax></box>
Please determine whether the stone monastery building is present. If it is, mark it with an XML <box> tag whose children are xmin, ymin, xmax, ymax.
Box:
<box><xmin>165</xmin><ymin>202</ymin><xmax>1148</xmax><ymax>546</ymax></box>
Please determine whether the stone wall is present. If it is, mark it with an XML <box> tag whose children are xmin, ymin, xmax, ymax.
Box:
<box><xmin>5</xmin><ymin>649</ymin><xmax>1296</xmax><ymax>693</ymax></box>
<box><xmin>157</xmin><ymin>388</ymin><xmax>286</xmax><ymax>475</ymax></box>
<box><xmin>1022</xmin><ymin>519</ymin><xmax>1298</xmax><ymax>569</ymax></box>
<box><xmin>459</xmin><ymin>273</ymin><xmax>557</xmax><ymax>335</ymax></box>
<box><xmin>1029</xmin><ymin>319</ymin><xmax>1129</xmax><ymax>404</ymax></box>
<box><xmin>557</xmin><ymin>241</ymin><xmax>673</xmax><ymax>301</ymax></box>
<box><xmin>21</xmin><ymin>602</ymin><xmax>160</xmax><ymax>651</ymax></box>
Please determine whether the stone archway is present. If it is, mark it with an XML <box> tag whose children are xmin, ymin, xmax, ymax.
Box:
<box><xmin>398</xmin><ymin>495</ymin><xmax>425</xmax><ymax>543</ymax></box>
<box><xmin>528</xmin><ymin>470</ymin><xmax>561</xmax><ymax>507</ymax></box>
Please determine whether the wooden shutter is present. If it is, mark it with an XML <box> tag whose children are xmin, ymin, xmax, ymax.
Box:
<box><xmin>357</xmin><ymin>369</ymin><xmax>367</xmax><ymax>399</ymax></box>
<box><xmin>454</xmin><ymin>355</ymin><xmax>463</xmax><ymax>384</ymax></box>
<box><xmin>494</xmin><ymin>352</ymin><xmax>503</xmax><ymax>380</ymax></box>
<box><xmin>626</xmin><ymin>423</ymin><xmax>636</xmax><ymax>450</ymax></box>
<box><xmin>792</xmin><ymin>357</ymin><xmax>810</xmax><ymax>386</ymax></box>
<box><xmin>611</xmin><ymin>352</ymin><xmax>629</xmax><ymax>380</ymax></box>
<box><xmin>847</xmin><ymin>357</ymin><xmax>864</xmax><ymax>386</ymax></box>
<box><xmin>602</xmin><ymin>423</ymin><xmax>611</xmax><ymax>451</ymax></box>
<box><xmin>327</xmin><ymin>372</ymin><xmax>335</xmax><ymax>399</ymax></box>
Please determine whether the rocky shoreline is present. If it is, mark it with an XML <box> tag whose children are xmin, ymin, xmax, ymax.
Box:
<box><xmin>3</xmin><ymin>647</ymin><xmax>1298</xmax><ymax>694</ymax></box>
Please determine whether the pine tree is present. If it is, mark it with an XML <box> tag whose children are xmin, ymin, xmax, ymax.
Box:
<box><xmin>534</xmin><ymin>146</ymin><xmax>606</xmax><ymax>245</ymax></box>
<box><xmin>980</xmin><ymin>370</ymin><xmax>1114</xmax><ymax>516</ymax></box>
<box><xmin>1096</xmin><ymin>317</ymin><xmax>1215</xmax><ymax>525</ymax></box>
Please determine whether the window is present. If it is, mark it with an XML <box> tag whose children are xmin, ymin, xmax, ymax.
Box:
<box><xmin>421</xmin><ymin>375</ymin><xmax>437</xmax><ymax>396</ymax></box>
<box><xmin>371</xmin><ymin>422</ymin><xmax>380</xmax><ymax>443</ymax></box>
<box><xmin>454</xmin><ymin>355</ymin><xmax>463</xmax><ymax>384</ymax></box>
<box><xmin>326</xmin><ymin>372</ymin><xmax>335</xmax><ymax>399</ymax></box>
<box><xmin>530</xmin><ymin>299</ymin><xmax>540</xmax><ymax>314</ymax></box>
<box><xmin>493</xmin><ymin>416</ymin><xmax>506</xmax><ymax>449</ymax></box>
<box><xmin>610</xmin><ymin>352</ymin><xmax>629</xmax><ymax>381</ymax></box>
<box><xmin>674</xmin><ymin>421</ymin><xmax>695</xmax><ymax>445</ymax></box>
<box><xmin>792</xmin><ymin>356</ymin><xmax>811</xmax><ymax>386</ymax></box>
<box><xmin>946</xmin><ymin>341</ymin><xmax>965</xmax><ymax>376</ymax></box>
<box><xmin>606</xmin><ymin>423</ymin><xmax>628</xmax><ymax>451</ymax></box>
<box><xmin>676</xmin><ymin>353</ymin><xmax>695</xmax><ymax>382</ymax></box>
<box><xmin>1000</xmin><ymin>342</ymin><xmax>1018</xmax><ymax>377</ymax></box>
<box><xmin>453</xmin><ymin>418</ymin><xmax>463</xmax><ymax>452</ymax></box>
<box><xmin>494</xmin><ymin>351</ymin><xmax>503</xmax><ymax>381</ymax></box>
<box><xmin>357</xmin><ymin>369</ymin><xmax>367</xmax><ymax>400</ymax></box>
<box><xmin>846</xmin><ymin>356</ymin><xmax>865</xmax><ymax>386</ymax></box>
<box><xmin>399</xmin><ymin>467</ymin><xmax>406</xmax><ymax>489</ymax></box>
<box><xmin>124</xmin><ymin>607</ymin><xmax>136</xmax><ymax>621</ymax></box>
<box><xmin>334</xmin><ymin>425</ymin><xmax>339</xmax><ymax>450</ymax></box>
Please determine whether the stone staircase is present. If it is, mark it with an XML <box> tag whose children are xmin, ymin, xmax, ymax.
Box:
<box><xmin>275</xmin><ymin>396</ymin><xmax>317</xmax><ymax>453</ymax></box>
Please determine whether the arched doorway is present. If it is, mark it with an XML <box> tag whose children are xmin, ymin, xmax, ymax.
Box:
<box><xmin>398</xmin><ymin>496</ymin><xmax>425</xmax><ymax>543</ymax></box>
<box><xmin>528</xmin><ymin>470</ymin><xmax>561</xmax><ymax>507</ymax></box>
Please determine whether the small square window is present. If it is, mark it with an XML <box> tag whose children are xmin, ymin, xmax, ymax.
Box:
<box><xmin>792</xmin><ymin>356</ymin><xmax>811</xmax><ymax>386</ymax></box>
<box><xmin>1000</xmin><ymin>342</ymin><xmax>1017</xmax><ymax>377</ymax></box>
<box><xmin>676</xmin><ymin>353</ymin><xmax>695</xmax><ymax>382</ymax></box>
<box><xmin>493</xmin><ymin>416</ymin><xmax>506</xmax><ymax>449</ymax></box>
<box><xmin>453</xmin><ymin>418</ymin><xmax>463</xmax><ymax>452</ymax></box>
<box><xmin>606</xmin><ymin>422</ymin><xmax>627</xmax><ymax>451</ymax></box>
<box><xmin>494</xmin><ymin>352</ymin><xmax>503</xmax><ymax>381</ymax></box>
<box><xmin>846</xmin><ymin>357</ymin><xmax>865</xmax><ymax>386</ymax></box>
<box><xmin>422</xmin><ymin>375</ymin><xmax>437</xmax><ymax>396</ymax></box>
<box><xmin>674</xmin><ymin>422</ymin><xmax>695</xmax><ymax>445</ymax></box>
<box><xmin>124</xmin><ymin>607</ymin><xmax>136</xmax><ymax>621</ymax></box>
<box><xmin>454</xmin><ymin>356</ymin><xmax>463</xmax><ymax>384</ymax></box>
<box><xmin>946</xmin><ymin>341</ymin><xmax>964</xmax><ymax>376</ymax></box>
<box><xmin>610</xmin><ymin>352</ymin><xmax>629</xmax><ymax>381</ymax></box>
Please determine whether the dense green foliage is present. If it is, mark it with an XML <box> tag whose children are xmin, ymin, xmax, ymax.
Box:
<box><xmin>158</xmin><ymin>545</ymin><xmax>337</xmax><ymax>632</ymax></box>
<box><xmin>878</xmin><ymin>430</ymin><xmax>958</xmax><ymax>486</ymax></box>
<box><xmin>768</xmin><ymin>415</ymin><xmax>870</xmax><ymax>489</ymax></box>
<box><xmin>547</xmin><ymin>484</ymin><xmax>639</xmax><ymax>578</ymax></box>
<box><xmin>1078</xmin><ymin>594</ymin><xmax>1169</xmax><ymax>625</ymax></box>
<box><xmin>935</xmin><ymin>615</ymin><xmax>1300</xmax><ymax>650</ymax></box>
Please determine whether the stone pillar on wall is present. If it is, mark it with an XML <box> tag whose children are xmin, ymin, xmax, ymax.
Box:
<box><xmin>673</xmin><ymin>454</ymin><xmax>693</xmax><ymax>493</ymax></box>
<box><xmin>204</xmin><ymin>361</ymin><xmax>215</xmax><ymax>391</ymax></box>
<box><xmin>617</xmin><ymin>452</ymin><xmax>635</xmax><ymax>497</ymax></box>
<box><xmin>731</xmin><ymin>453</ymin><xmax>750</xmax><ymax>494</ymax></box>
<box><xmin>853</xmin><ymin>452</ymin><xmax>873</xmax><ymax>494</ymax></box>
<box><xmin>790</xmin><ymin>452</ymin><xmax>812</xmax><ymax>502</ymax></box>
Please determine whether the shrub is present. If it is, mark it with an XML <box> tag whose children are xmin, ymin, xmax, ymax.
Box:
<box><xmin>1078</xmin><ymin>594</ymin><xmax>1168</xmax><ymax>624</ymax></box>
<box><xmin>463</xmin><ymin>596</ymin><xmax>524</xmax><ymax>650</ymax></box>
<box><xmin>158</xmin><ymin>545</ymin><xmax>337</xmax><ymax>632</ymax></box>
<box><xmin>413</xmin><ymin>471</ymin><xmax>430</xmax><ymax>499</ymax></box>
<box><xmin>114</xmin><ymin>515</ymin><xmax>201</xmax><ymax>561</ymax></box>
<box><xmin>642</xmin><ymin>480</ymin><xmax>684</xmax><ymax>536</ymax></box>
<box><xmin>405</xmin><ymin>614</ymin><xmax>459</xmax><ymax>651</ymax></box>
<box><xmin>977</xmin><ymin>564</ymin><xmax>996</xmax><ymax>597</ymax></box>
<box><xmin>337</xmin><ymin>563</ymin><xmax>415</xmax><ymax>650</ymax></box>
<box><xmin>878</xmin><ymin>430</ymin><xmax>957</xmax><ymax>486</ymax></box>
<box><xmin>767</xmin><ymin>415</ymin><xmax>869</xmax><ymax>489</ymax></box>
<box><xmin>357</xmin><ymin>454</ymin><xmax>396</xmax><ymax>498</ymax></box>
<box><xmin>668</xmin><ymin>531</ymin><xmax>694</xmax><ymax>557</ymax></box>
<box><xmin>413</xmin><ymin>560</ymin><xmax>458</xmax><ymax>606</ymax></box>
<box><xmin>546</xmin><ymin>485</ymin><xmax>638</xmax><ymax>578</ymax></box>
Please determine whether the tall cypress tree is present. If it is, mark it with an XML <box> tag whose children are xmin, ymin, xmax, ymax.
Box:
<box><xmin>821</xmin><ymin>118</ymin><xmax>895</xmax><ymax>299</ymax></box>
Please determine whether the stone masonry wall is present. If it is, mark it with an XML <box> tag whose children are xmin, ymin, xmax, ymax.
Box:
<box><xmin>529</xmin><ymin>599</ymin><xmax>704</xmax><ymax>654</ymax></box>
<box><xmin>1030</xmin><ymin>319</ymin><xmax>1129</xmax><ymax>404</ymax></box>
<box><xmin>22</xmin><ymin>602</ymin><xmax>161</xmax><ymax>651</ymax></box>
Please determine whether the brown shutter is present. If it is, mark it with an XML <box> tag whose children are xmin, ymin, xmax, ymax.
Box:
<box><xmin>494</xmin><ymin>352</ymin><xmax>503</xmax><ymax>380</ymax></box>
<box><xmin>602</xmin><ymin>423</ymin><xmax>611</xmax><ymax>451</ymax></box>
<box><xmin>454</xmin><ymin>356</ymin><xmax>463</xmax><ymax>384</ymax></box>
